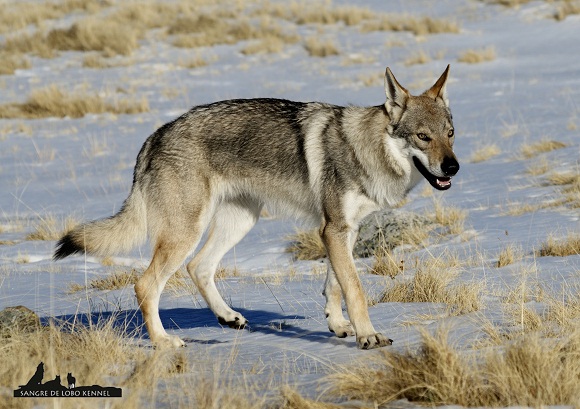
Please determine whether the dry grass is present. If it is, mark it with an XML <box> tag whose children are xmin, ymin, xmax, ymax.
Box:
<box><xmin>469</xmin><ymin>144</ymin><xmax>501</xmax><ymax>163</ymax></box>
<box><xmin>481</xmin><ymin>0</ymin><xmax>534</xmax><ymax>6</ymax></box>
<box><xmin>404</xmin><ymin>50</ymin><xmax>431</xmax><ymax>66</ymax></box>
<box><xmin>286</xmin><ymin>229</ymin><xmax>326</xmax><ymax>260</ymax></box>
<box><xmin>241</xmin><ymin>35</ymin><xmax>286</xmax><ymax>55</ymax></box>
<box><xmin>457</xmin><ymin>46</ymin><xmax>496</xmax><ymax>63</ymax></box>
<box><xmin>361</xmin><ymin>15</ymin><xmax>460</xmax><ymax>35</ymax></box>
<box><xmin>0</xmin><ymin>53</ymin><xmax>31</xmax><ymax>75</ymax></box>
<box><xmin>0</xmin><ymin>318</ymin><xmax>218</xmax><ymax>408</ymax></box>
<box><xmin>0</xmin><ymin>85</ymin><xmax>149</xmax><ymax>119</ymax></box>
<box><xmin>546</xmin><ymin>289</ymin><xmax>580</xmax><ymax>332</ymax></box>
<box><xmin>0</xmin><ymin>0</ymin><xmax>108</xmax><ymax>34</ymax></box>
<box><xmin>554</xmin><ymin>1</ymin><xmax>580</xmax><ymax>20</ymax></box>
<box><xmin>379</xmin><ymin>261</ymin><xmax>481</xmax><ymax>315</ymax></box>
<box><xmin>0</xmin><ymin>319</ymin><xmax>145</xmax><ymax>405</ymax></box>
<box><xmin>280</xmin><ymin>387</ymin><xmax>341</xmax><ymax>409</ymax></box>
<box><xmin>370</xmin><ymin>247</ymin><xmax>404</xmax><ymax>279</ymax></box>
<box><xmin>496</xmin><ymin>243</ymin><xmax>524</xmax><ymax>267</ymax></box>
<box><xmin>46</xmin><ymin>19</ymin><xmax>138</xmax><ymax>56</ymax></box>
<box><xmin>502</xmin><ymin>199</ymin><xmax>566</xmax><ymax>216</ymax></box>
<box><xmin>67</xmin><ymin>268</ymin><xmax>195</xmax><ymax>294</ymax></box>
<box><xmin>26</xmin><ymin>214</ymin><xmax>78</xmax><ymax>241</ymax></box>
<box><xmin>526</xmin><ymin>157</ymin><xmax>550</xmax><ymax>176</ymax></box>
<box><xmin>171</xmin><ymin>16</ymin><xmax>297</xmax><ymax>50</ymax></box>
<box><xmin>536</xmin><ymin>233</ymin><xmax>580</xmax><ymax>257</ymax></box>
<box><xmin>303</xmin><ymin>37</ymin><xmax>340</xmax><ymax>57</ymax></box>
<box><xmin>262</xmin><ymin>2</ymin><xmax>376</xmax><ymax>26</ymax></box>
<box><xmin>432</xmin><ymin>201</ymin><xmax>467</xmax><ymax>235</ymax></box>
<box><xmin>179</xmin><ymin>55</ymin><xmax>209</xmax><ymax>69</ymax></box>
<box><xmin>521</xmin><ymin>139</ymin><xmax>567</xmax><ymax>159</ymax></box>
<box><xmin>328</xmin><ymin>327</ymin><xmax>580</xmax><ymax>407</ymax></box>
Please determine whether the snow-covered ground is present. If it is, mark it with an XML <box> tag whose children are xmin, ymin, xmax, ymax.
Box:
<box><xmin>1</xmin><ymin>0</ymin><xmax>579</xmax><ymax>405</ymax></box>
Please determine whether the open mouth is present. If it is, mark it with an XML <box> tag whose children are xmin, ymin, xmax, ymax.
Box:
<box><xmin>412</xmin><ymin>156</ymin><xmax>452</xmax><ymax>191</ymax></box>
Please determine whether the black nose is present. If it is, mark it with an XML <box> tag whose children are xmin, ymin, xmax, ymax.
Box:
<box><xmin>441</xmin><ymin>156</ymin><xmax>459</xmax><ymax>176</ymax></box>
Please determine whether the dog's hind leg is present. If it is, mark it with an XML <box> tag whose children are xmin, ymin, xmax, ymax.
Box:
<box><xmin>187</xmin><ymin>197</ymin><xmax>262</xmax><ymax>329</ymax></box>
<box><xmin>134</xmin><ymin>183</ymin><xmax>210</xmax><ymax>348</ymax></box>
<box><xmin>135</xmin><ymin>235</ymin><xmax>199</xmax><ymax>348</ymax></box>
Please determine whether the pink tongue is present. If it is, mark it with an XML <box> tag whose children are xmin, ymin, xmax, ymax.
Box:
<box><xmin>437</xmin><ymin>178</ymin><xmax>451</xmax><ymax>187</ymax></box>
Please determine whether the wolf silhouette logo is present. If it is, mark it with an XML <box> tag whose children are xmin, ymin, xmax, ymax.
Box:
<box><xmin>14</xmin><ymin>362</ymin><xmax>122</xmax><ymax>398</ymax></box>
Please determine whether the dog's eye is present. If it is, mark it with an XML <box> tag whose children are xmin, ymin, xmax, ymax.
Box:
<box><xmin>417</xmin><ymin>133</ymin><xmax>431</xmax><ymax>142</ymax></box>
<box><xmin>448</xmin><ymin>129</ymin><xmax>454</xmax><ymax>137</ymax></box>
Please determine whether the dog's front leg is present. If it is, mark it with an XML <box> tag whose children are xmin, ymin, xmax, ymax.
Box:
<box><xmin>322</xmin><ymin>221</ymin><xmax>393</xmax><ymax>349</ymax></box>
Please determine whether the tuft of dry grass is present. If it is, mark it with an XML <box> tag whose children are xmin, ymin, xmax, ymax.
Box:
<box><xmin>432</xmin><ymin>201</ymin><xmax>467</xmax><ymax>235</ymax></box>
<box><xmin>480</xmin><ymin>0</ymin><xmax>534</xmax><ymax>6</ymax></box>
<box><xmin>0</xmin><ymin>319</ymin><xmax>145</xmax><ymax>403</ymax></box>
<box><xmin>241</xmin><ymin>35</ymin><xmax>285</xmax><ymax>55</ymax></box>
<box><xmin>370</xmin><ymin>247</ymin><xmax>404</xmax><ymax>279</ymax></box>
<box><xmin>404</xmin><ymin>50</ymin><xmax>431</xmax><ymax>66</ymax></box>
<box><xmin>170</xmin><ymin>16</ymin><xmax>298</xmax><ymax>50</ymax></box>
<box><xmin>0</xmin><ymin>52</ymin><xmax>31</xmax><ymax>75</ymax></box>
<box><xmin>26</xmin><ymin>214</ymin><xmax>78</xmax><ymax>241</ymax></box>
<box><xmin>46</xmin><ymin>19</ymin><xmax>138</xmax><ymax>56</ymax></box>
<box><xmin>361</xmin><ymin>15</ymin><xmax>460</xmax><ymax>35</ymax></box>
<box><xmin>521</xmin><ymin>139</ymin><xmax>567</xmax><ymax>159</ymax></box>
<box><xmin>546</xmin><ymin>289</ymin><xmax>580</xmax><ymax>332</ymax></box>
<box><xmin>281</xmin><ymin>387</ymin><xmax>341</xmax><ymax>409</ymax></box>
<box><xmin>68</xmin><ymin>268</ymin><xmax>195</xmax><ymax>294</ymax></box>
<box><xmin>536</xmin><ymin>233</ymin><xmax>580</xmax><ymax>257</ymax></box>
<box><xmin>0</xmin><ymin>85</ymin><xmax>149</xmax><ymax>119</ymax></box>
<box><xmin>0</xmin><ymin>0</ymin><xmax>108</xmax><ymax>34</ymax></box>
<box><xmin>379</xmin><ymin>261</ymin><xmax>481</xmax><ymax>315</ymax></box>
<box><xmin>328</xmin><ymin>327</ymin><xmax>580</xmax><ymax>407</ymax></box>
<box><xmin>286</xmin><ymin>229</ymin><xmax>326</xmax><ymax>260</ymax></box>
<box><xmin>303</xmin><ymin>37</ymin><xmax>340</xmax><ymax>57</ymax></box>
<box><xmin>554</xmin><ymin>1</ymin><xmax>580</xmax><ymax>20</ymax></box>
<box><xmin>469</xmin><ymin>144</ymin><xmax>501</xmax><ymax>163</ymax></box>
<box><xmin>262</xmin><ymin>2</ymin><xmax>376</xmax><ymax>26</ymax></box>
<box><xmin>496</xmin><ymin>243</ymin><xmax>524</xmax><ymax>267</ymax></box>
<box><xmin>526</xmin><ymin>157</ymin><xmax>549</xmax><ymax>176</ymax></box>
<box><xmin>457</xmin><ymin>46</ymin><xmax>496</xmax><ymax>63</ymax></box>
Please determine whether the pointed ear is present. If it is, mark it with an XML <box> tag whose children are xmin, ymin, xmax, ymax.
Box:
<box><xmin>424</xmin><ymin>64</ymin><xmax>450</xmax><ymax>107</ymax></box>
<box><xmin>384</xmin><ymin>67</ymin><xmax>409</xmax><ymax>122</ymax></box>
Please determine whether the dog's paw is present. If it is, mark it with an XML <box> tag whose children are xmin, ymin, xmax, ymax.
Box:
<box><xmin>328</xmin><ymin>319</ymin><xmax>355</xmax><ymax>338</ymax></box>
<box><xmin>218</xmin><ymin>314</ymin><xmax>248</xmax><ymax>329</ymax></box>
<box><xmin>154</xmin><ymin>334</ymin><xmax>186</xmax><ymax>349</ymax></box>
<box><xmin>356</xmin><ymin>333</ymin><xmax>393</xmax><ymax>350</ymax></box>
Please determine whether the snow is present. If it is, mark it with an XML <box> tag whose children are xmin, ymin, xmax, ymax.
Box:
<box><xmin>0</xmin><ymin>0</ymin><xmax>579</xmax><ymax>405</ymax></box>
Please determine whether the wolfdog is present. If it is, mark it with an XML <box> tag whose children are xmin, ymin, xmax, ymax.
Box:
<box><xmin>54</xmin><ymin>66</ymin><xmax>459</xmax><ymax>349</ymax></box>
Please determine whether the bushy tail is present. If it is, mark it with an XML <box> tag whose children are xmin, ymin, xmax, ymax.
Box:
<box><xmin>53</xmin><ymin>187</ymin><xmax>147</xmax><ymax>260</ymax></box>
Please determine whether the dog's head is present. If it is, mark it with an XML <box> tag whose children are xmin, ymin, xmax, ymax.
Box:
<box><xmin>384</xmin><ymin>65</ymin><xmax>459</xmax><ymax>191</ymax></box>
